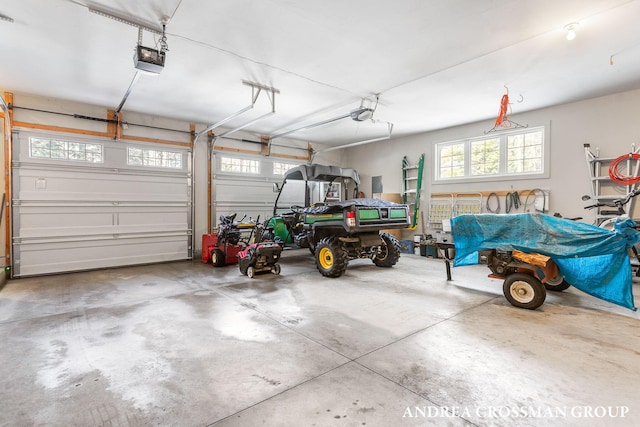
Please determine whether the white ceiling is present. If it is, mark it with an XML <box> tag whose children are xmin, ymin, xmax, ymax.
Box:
<box><xmin>2</xmin><ymin>0</ymin><xmax>640</xmax><ymax>146</ymax></box>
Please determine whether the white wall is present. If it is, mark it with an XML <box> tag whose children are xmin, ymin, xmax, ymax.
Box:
<box><xmin>345</xmin><ymin>88</ymin><xmax>640</xmax><ymax>230</ymax></box>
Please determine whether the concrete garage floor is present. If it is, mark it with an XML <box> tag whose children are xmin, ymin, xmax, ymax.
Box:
<box><xmin>0</xmin><ymin>251</ymin><xmax>639</xmax><ymax>427</ymax></box>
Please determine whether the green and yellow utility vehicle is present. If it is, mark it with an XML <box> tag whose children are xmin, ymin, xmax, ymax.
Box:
<box><xmin>268</xmin><ymin>164</ymin><xmax>410</xmax><ymax>277</ymax></box>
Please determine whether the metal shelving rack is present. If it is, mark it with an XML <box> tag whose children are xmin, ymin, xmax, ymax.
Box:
<box><xmin>584</xmin><ymin>143</ymin><xmax>640</xmax><ymax>225</ymax></box>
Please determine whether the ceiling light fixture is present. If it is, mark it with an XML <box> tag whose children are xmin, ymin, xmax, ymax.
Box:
<box><xmin>564</xmin><ymin>23</ymin><xmax>578</xmax><ymax>41</ymax></box>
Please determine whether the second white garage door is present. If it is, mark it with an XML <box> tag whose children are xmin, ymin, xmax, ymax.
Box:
<box><xmin>212</xmin><ymin>153</ymin><xmax>301</xmax><ymax>227</ymax></box>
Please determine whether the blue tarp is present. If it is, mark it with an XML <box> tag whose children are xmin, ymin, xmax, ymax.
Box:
<box><xmin>450</xmin><ymin>213</ymin><xmax>639</xmax><ymax>310</ymax></box>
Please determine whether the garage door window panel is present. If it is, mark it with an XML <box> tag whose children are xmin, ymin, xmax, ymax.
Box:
<box><xmin>127</xmin><ymin>147</ymin><xmax>182</xmax><ymax>169</ymax></box>
<box><xmin>273</xmin><ymin>161</ymin><xmax>297</xmax><ymax>176</ymax></box>
<box><xmin>29</xmin><ymin>137</ymin><xmax>103</xmax><ymax>163</ymax></box>
<box><xmin>220</xmin><ymin>156</ymin><xmax>259</xmax><ymax>174</ymax></box>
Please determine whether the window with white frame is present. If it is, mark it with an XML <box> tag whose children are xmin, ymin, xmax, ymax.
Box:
<box><xmin>127</xmin><ymin>147</ymin><xmax>182</xmax><ymax>168</ymax></box>
<box><xmin>507</xmin><ymin>131</ymin><xmax>543</xmax><ymax>174</ymax></box>
<box><xmin>470</xmin><ymin>137</ymin><xmax>500</xmax><ymax>176</ymax></box>
<box><xmin>439</xmin><ymin>142</ymin><xmax>465</xmax><ymax>179</ymax></box>
<box><xmin>29</xmin><ymin>137</ymin><xmax>103</xmax><ymax>163</ymax></box>
<box><xmin>273</xmin><ymin>161</ymin><xmax>297</xmax><ymax>176</ymax></box>
<box><xmin>220</xmin><ymin>156</ymin><xmax>259</xmax><ymax>174</ymax></box>
<box><xmin>435</xmin><ymin>127</ymin><xmax>544</xmax><ymax>181</ymax></box>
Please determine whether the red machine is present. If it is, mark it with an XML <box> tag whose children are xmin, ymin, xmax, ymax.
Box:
<box><xmin>201</xmin><ymin>213</ymin><xmax>255</xmax><ymax>267</ymax></box>
<box><xmin>201</xmin><ymin>233</ymin><xmax>244</xmax><ymax>266</ymax></box>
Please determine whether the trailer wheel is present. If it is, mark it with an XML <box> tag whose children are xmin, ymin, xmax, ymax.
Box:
<box><xmin>503</xmin><ymin>273</ymin><xmax>546</xmax><ymax>310</ymax></box>
<box><xmin>315</xmin><ymin>237</ymin><xmax>348</xmax><ymax>278</ymax></box>
<box><xmin>211</xmin><ymin>249</ymin><xmax>225</xmax><ymax>267</ymax></box>
<box><xmin>372</xmin><ymin>232</ymin><xmax>401</xmax><ymax>267</ymax></box>
<box><xmin>247</xmin><ymin>266</ymin><xmax>255</xmax><ymax>279</ymax></box>
<box><xmin>544</xmin><ymin>275</ymin><xmax>571</xmax><ymax>292</ymax></box>
<box><xmin>272</xmin><ymin>264</ymin><xmax>281</xmax><ymax>275</ymax></box>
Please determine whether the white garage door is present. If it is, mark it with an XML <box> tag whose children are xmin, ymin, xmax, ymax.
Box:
<box><xmin>11</xmin><ymin>129</ymin><xmax>192</xmax><ymax>277</ymax></box>
<box><xmin>212</xmin><ymin>153</ymin><xmax>300</xmax><ymax>227</ymax></box>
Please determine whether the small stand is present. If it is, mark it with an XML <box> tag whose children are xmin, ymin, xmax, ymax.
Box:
<box><xmin>437</xmin><ymin>243</ymin><xmax>455</xmax><ymax>280</ymax></box>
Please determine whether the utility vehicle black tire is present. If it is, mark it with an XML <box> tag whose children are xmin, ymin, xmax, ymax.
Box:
<box><xmin>272</xmin><ymin>264</ymin><xmax>281</xmax><ymax>275</ymax></box>
<box><xmin>372</xmin><ymin>232</ymin><xmax>401</xmax><ymax>268</ymax></box>
<box><xmin>503</xmin><ymin>273</ymin><xmax>546</xmax><ymax>310</ymax></box>
<box><xmin>247</xmin><ymin>266</ymin><xmax>255</xmax><ymax>279</ymax></box>
<box><xmin>315</xmin><ymin>237</ymin><xmax>348</xmax><ymax>278</ymax></box>
<box><xmin>544</xmin><ymin>275</ymin><xmax>571</xmax><ymax>292</ymax></box>
<box><xmin>211</xmin><ymin>249</ymin><xmax>225</xmax><ymax>267</ymax></box>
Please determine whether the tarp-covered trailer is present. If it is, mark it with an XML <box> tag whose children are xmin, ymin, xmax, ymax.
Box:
<box><xmin>449</xmin><ymin>213</ymin><xmax>639</xmax><ymax>310</ymax></box>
